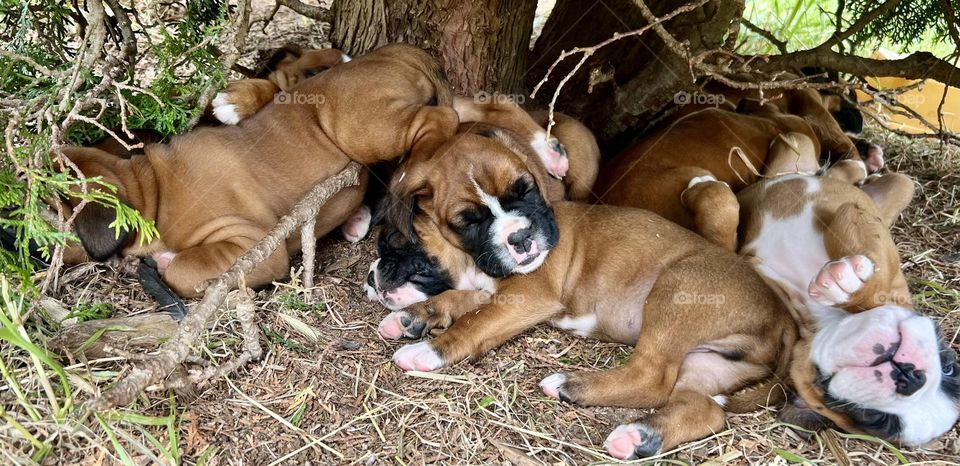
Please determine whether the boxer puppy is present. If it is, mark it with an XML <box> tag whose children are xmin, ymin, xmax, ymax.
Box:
<box><xmin>369</xmin><ymin>112</ymin><xmax>600</xmax><ymax>336</ymax></box>
<box><xmin>61</xmin><ymin>43</ymin><xmax>459</xmax><ymax>297</ymax></box>
<box><xmin>700</xmin><ymin>75</ymin><xmax>882</xmax><ymax>169</ymax></box>
<box><xmin>729</xmin><ymin>171</ymin><xmax>959</xmax><ymax>447</ymax></box>
<box><xmin>594</xmin><ymin>105</ymin><xmax>825</xmax><ymax>250</ymax></box>
<box><xmin>383</xmin><ymin>136</ymin><xmax>958</xmax><ymax>458</ymax></box>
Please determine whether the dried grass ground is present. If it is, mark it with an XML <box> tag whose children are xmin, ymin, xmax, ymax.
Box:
<box><xmin>4</xmin><ymin>128</ymin><xmax>957</xmax><ymax>466</ymax></box>
<box><xmin>3</xmin><ymin>5</ymin><xmax>960</xmax><ymax>465</ymax></box>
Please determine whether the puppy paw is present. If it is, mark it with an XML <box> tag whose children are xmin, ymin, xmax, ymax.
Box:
<box><xmin>808</xmin><ymin>255</ymin><xmax>875</xmax><ymax>306</ymax></box>
<box><xmin>865</xmin><ymin>144</ymin><xmax>885</xmax><ymax>173</ymax></box>
<box><xmin>378</xmin><ymin>311</ymin><xmax>428</xmax><ymax>340</ymax></box>
<box><xmin>212</xmin><ymin>92</ymin><xmax>242</xmax><ymax>125</ymax></box>
<box><xmin>393</xmin><ymin>341</ymin><xmax>444</xmax><ymax>372</ymax></box>
<box><xmin>341</xmin><ymin>205</ymin><xmax>372</xmax><ymax>243</ymax></box>
<box><xmin>151</xmin><ymin>251</ymin><xmax>176</xmax><ymax>275</ymax></box>
<box><xmin>604</xmin><ymin>422</ymin><xmax>663</xmax><ymax>460</ymax></box>
<box><xmin>531</xmin><ymin>132</ymin><xmax>569</xmax><ymax>178</ymax></box>
<box><xmin>539</xmin><ymin>373</ymin><xmax>568</xmax><ymax>399</ymax></box>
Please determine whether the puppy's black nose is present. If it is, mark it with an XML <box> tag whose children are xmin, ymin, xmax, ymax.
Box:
<box><xmin>507</xmin><ymin>228</ymin><xmax>533</xmax><ymax>252</ymax></box>
<box><xmin>367</xmin><ymin>270</ymin><xmax>376</xmax><ymax>288</ymax></box>
<box><xmin>891</xmin><ymin>362</ymin><xmax>926</xmax><ymax>396</ymax></box>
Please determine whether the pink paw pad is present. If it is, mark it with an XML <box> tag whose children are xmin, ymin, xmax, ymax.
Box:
<box><xmin>151</xmin><ymin>251</ymin><xmax>176</xmax><ymax>274</ymax></box>
<box><xmin>539</xmin><ymin>373</ymin><xmax>567</xmax><ymax>399</ymax></box>
<box><xmin>604</xmin><ymin>423</ymin><xmax>662</xmax><ymax>460</ymax></box>
<box><xmin>341</xmin><ymin>205</ymin><xmax>372</xmax><ymax>243</ymax></box>
<box><xmin>808</xmin><ymin>255</ymin><xmax>875</xmax><ymax>305</ymax></box>
<box><xmin>531</xmin><ymin>133</ymin><xmax>569</xmax><ymax>178</ymax></box>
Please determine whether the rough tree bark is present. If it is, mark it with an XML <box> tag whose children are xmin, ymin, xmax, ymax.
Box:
<box><xmin>530</xmin><ymin>0</ymin><xmax>741</xmax><ymax>150</ymax></box>
<box><xmin>331</xmin><ymin>0</ymin><xmax>538</xmax><ymax>95</ymax></box>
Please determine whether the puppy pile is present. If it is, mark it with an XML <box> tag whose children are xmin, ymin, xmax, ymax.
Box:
<box><xmin>58</xmin><ymin>44</ymin><xmax>958</xmax><ymax>459</ymax></box>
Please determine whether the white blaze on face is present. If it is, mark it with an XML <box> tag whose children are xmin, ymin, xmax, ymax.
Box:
<box><xmin>472</xmin><ymin>179</ymin><xmax>546</xmax><ymax>272</ymax></box>
<box><xmin>811</xmin><ymin>305</ymin><xmax>959</xmax><ymax>445</ymax></box>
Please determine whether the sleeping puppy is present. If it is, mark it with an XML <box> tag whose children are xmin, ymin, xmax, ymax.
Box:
<box><xmin>594</xmin><ymin>104</ymin><xmax>827</xmax><ymax>250</ymax></box>
<box><xmin>729</xmin><ymin>160</ymin><xmax>959</xmax><ymax>445</ymax></box>
<box><xmin>368</xmin><ymin>112</ymin><xmax>600</xmax><ymax>335</ymax></box>
<box><xmin>60</xmin><ymin>43</ymin><xmax>459</xmax><ymax>297</ymax></box>
<box><xmin>380</xmin><ymin>134</ymin><xmax>957</xmax><ymax>458</ymax></box>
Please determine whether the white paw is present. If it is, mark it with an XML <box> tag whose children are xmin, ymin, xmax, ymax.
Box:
<box><xmin>808</xmin><ymin>255</ymin><xmax>875</xmax><ymax>305</ymax></box>
<box><xmin>539</xmin><ymin>373</ymin><xmax>567</xmax><ymax>399</ymax></box>
<box><xmin>604</xmin><ymin>422</ymin><xmax>663</xmax><ymax>460</ymax></box>
<box><xmin>341</xmin><ymin>205</ymin><xmax>372</xmax><ymax>243</ymax></box>
<box><xmin>393</xmin><ymin>341</ymin><xmax>443</xmax><ymax>372</ymax></box>
<box><xmin>212</xmin><ymin>92</ymin><xmax>241</xmax><ymax>125</ymax></box>
<box><xmin>687</xmin><ymin>174</ymin><xmax>717</xmax><ymax>189</ymax></box>
<box><xmin>340</xmin><ymin>53</ymin><xmax>352</xmax><ymax>63</ymax></box>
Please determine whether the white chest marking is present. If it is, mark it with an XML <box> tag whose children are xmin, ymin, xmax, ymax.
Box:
<box><xmin>552</xmin><ymin>314</ymin><xmax>598</xmax><ymax>337</ymax></box>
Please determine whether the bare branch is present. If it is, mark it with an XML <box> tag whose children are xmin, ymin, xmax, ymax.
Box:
<box><xmin>751</xmin><ymin>50</ymin><xmax>960</xmax><ymax>89</ymax></box>
<box><xmin>819</xmin><ymin>0</ymin><xmax>901</xmax><ymax>50</ymax></box>
<box><xmin>276</xmin><ymin>0</ymin><xmax>333</xmax><ymax>22</ymax></box>
<box><xmin>741</xmin><ymin>19</ymin><xmax>787</xmax><ymax>54</ymax></box>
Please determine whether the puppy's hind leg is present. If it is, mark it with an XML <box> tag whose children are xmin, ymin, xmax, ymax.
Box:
<box><xmin>604</xmin><ymin>390</ymin><xmax>726</xmax><ymax>460</ymax></box>
<box><xmin>211</xmin><ymin>79</ymin><xmax>281</xmax><ymax>125</ymax></box>
<box><xmin>680</xmin><ymin>170</ymin><xmax>739</xmax><ymax>251</ymax></box>
<box><xmin>162</xmin><ymin>234</ymin><xmax>290</xmax><ymax>298</ymax></box>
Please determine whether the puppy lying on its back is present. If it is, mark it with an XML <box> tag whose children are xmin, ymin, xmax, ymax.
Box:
<box><xmin>733</xmin><ymin>160</ymin><xmax>959</xmax><ymax>444</ymax></box>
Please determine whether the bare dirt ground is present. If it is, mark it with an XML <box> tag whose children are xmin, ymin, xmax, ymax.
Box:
<box><xmin>3</xmin><ymin>2</ymin><xmax>959</xmax><ymax>465</ymax></box>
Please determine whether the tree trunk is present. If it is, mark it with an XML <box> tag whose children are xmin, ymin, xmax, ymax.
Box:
<box><xmin>529</xmin><ymin>0</ymin><xmax>742</xmax><ymax>151</ymax></box>
<box><xmin>331</xmin><ymin>0</ymin><xmax>538</xmax><ymax>95</ymax></box>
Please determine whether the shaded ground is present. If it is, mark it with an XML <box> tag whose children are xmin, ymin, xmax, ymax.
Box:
<box><xmin>2</xmin><ymin>2</ymin><xmax>959</xmax><ymax>465</ymax></box>
<box><xmin>18</xmin><ymin>124</ymin><xmax>958</xmax><ymax>466</ymax></box>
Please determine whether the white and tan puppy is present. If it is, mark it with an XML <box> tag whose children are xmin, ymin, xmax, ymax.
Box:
<box><xmin>734</xmin><ymin>170</ymin><xmax>959</xmax><ymax>446</ymax></box>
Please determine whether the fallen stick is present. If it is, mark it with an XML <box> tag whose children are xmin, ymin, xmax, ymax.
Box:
<box><xmin>88</xmin><ymin>162</ymin><xmax>362</xmax><ymax>410</ymax></box>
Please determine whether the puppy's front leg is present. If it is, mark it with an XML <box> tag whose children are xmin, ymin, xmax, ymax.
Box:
<box><xmin>378</xmin><ymin>289</ymin><xmax>492</xmax><ymax>340</ymax></box>
<box><xmin>392</xmin><ymin>276</ymin><xmax>562</xmax><ymax>371</ymax></box>
<box><xmin>810</xmin><ymin>201</ymin><xmax>910</xmax><ymax>310</ymax></box>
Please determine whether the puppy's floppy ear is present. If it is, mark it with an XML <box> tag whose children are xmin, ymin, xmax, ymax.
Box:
<box><xmin>74</xmin><ymin>202</ymin><xmax>130</xmax><ymax>261</ymax></box>
<box><xmin>861</xmin><ymin>173</ymin><xmax>915</xmax><ymax>227</ymax></box>
<box><xmin>383</xmin><ymin>163</ymin><xmax>434</xmax><ymax>244</ymax></box>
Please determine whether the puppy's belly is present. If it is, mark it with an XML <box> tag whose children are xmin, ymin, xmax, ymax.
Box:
<box><xmin>551</xmin><ymin>303</ymin><xmax>645</xmax><ymax>345</ymax></box>
<box><xmin>745</xmin><ymin>202</ymin><xmax>828</xmax><ymax>298</ymax></box>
